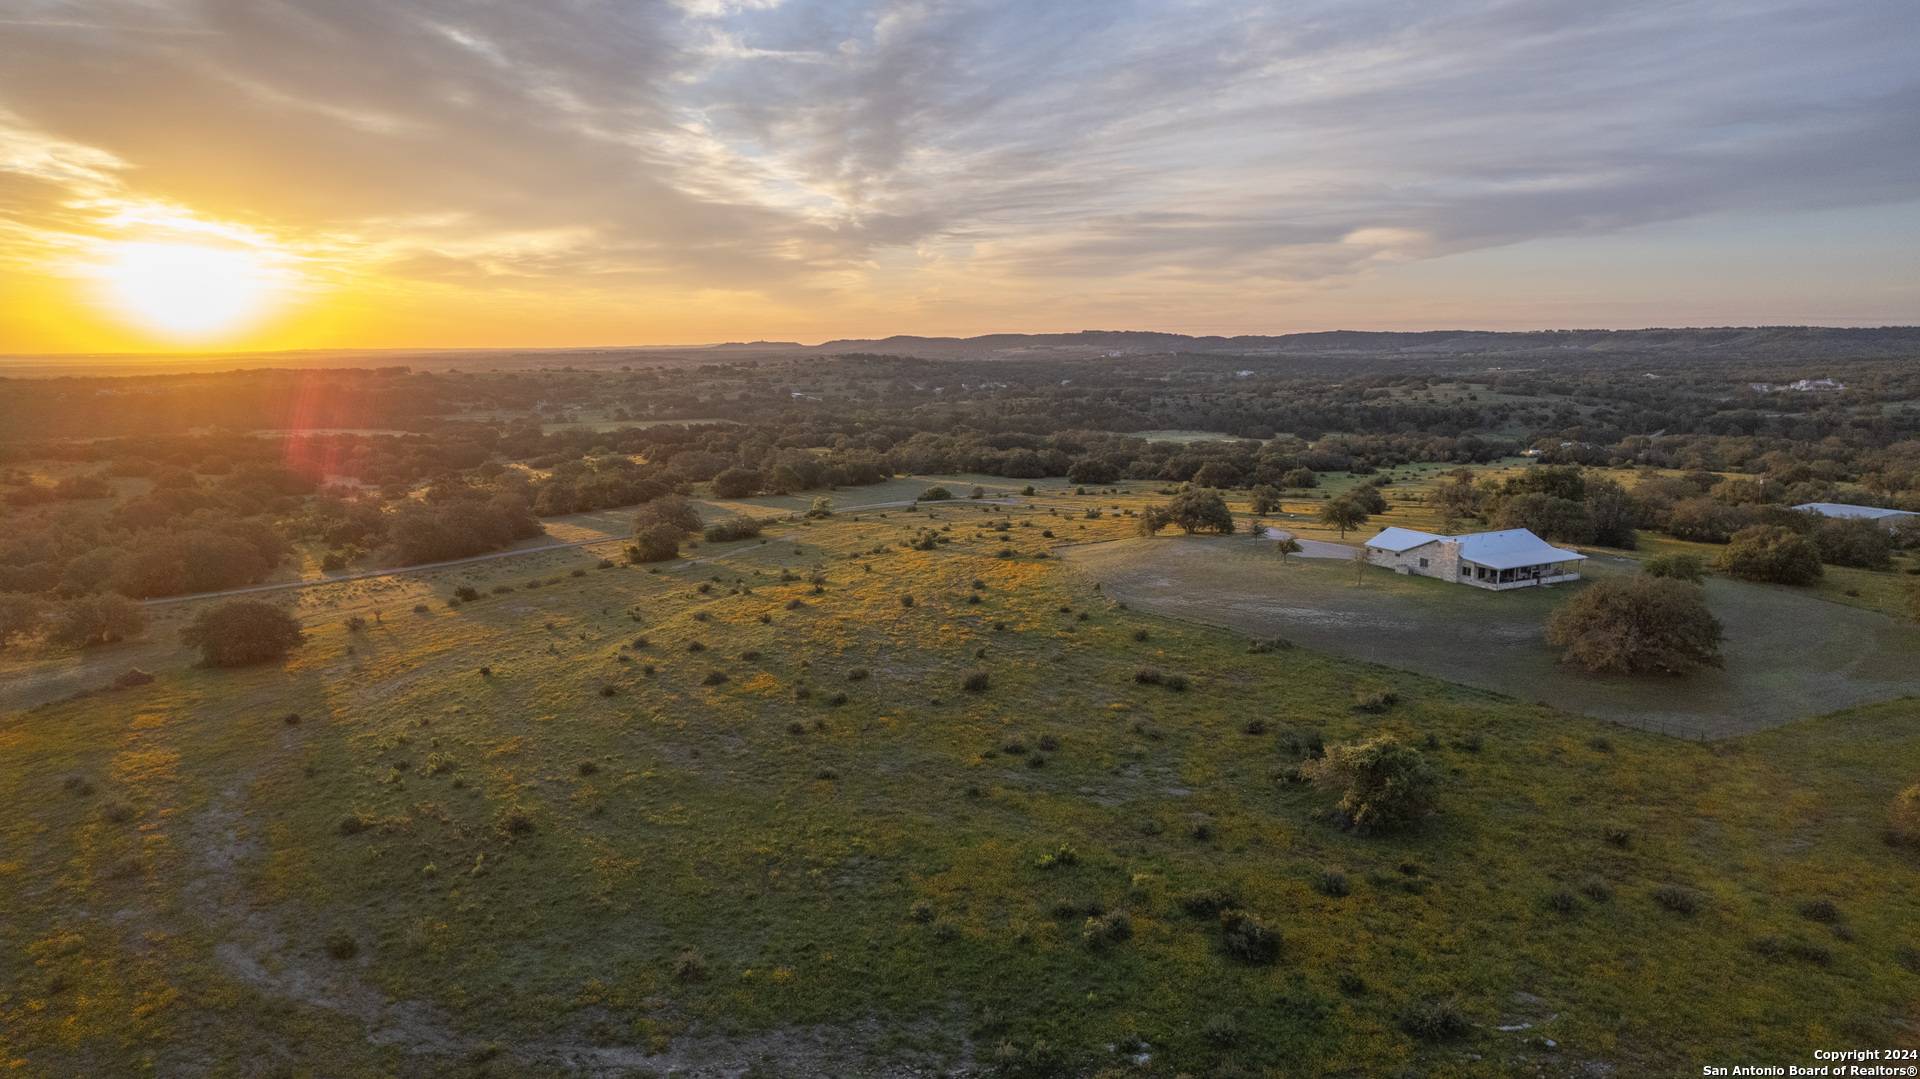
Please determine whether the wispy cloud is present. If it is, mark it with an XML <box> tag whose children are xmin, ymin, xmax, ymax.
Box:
<box><xmin>0</xmin><ymin>0</ymin><xmax>1915</xmax><ymax>345</ymax></box>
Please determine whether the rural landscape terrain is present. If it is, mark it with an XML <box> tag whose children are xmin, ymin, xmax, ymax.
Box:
<box><xmin>3</xmin><ymin>330</ymin><xmax>1918</xmax><ymax>1076</ymax></box>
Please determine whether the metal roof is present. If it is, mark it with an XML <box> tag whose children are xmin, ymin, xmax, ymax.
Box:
<box><xmin>1363</xmin><ymin>526</ymin><xmax>1446</xmax><ymax>552</ymax></box>
<box><xmin>1793</xmin><ymin>502</ymin><xmax>1917</xmax><ymax>521</ymax></box>
<box><xmin>1453</xmin><ymin>528</ymin><xmax>1587</xmax><ymax>570</ymax></box>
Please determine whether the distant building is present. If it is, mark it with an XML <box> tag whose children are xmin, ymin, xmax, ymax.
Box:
<box><xmin>1750</xmin><ymin>378</ymin><xmax>1846</xmax><ymax>393</ymax></box>
<box><xmin>1362</xmin><ymin>527</ymin><xmax>1587</xmax><ymax>591</ymax></box>
<box><xmin>1794</xmin><ymin>502</ymin><xmax>1918</xmax><ymax>527</ymax></box>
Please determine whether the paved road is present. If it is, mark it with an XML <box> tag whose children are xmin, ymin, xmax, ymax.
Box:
<box><xmin>1258</xmin><ymin>527</ymin><xmax>1358</xmax><ymax>560</ymax></box>
<box><xmin>141</xmin><ymin>497</ymin><xmax>1025</xmax><ymax>607</ymax></box>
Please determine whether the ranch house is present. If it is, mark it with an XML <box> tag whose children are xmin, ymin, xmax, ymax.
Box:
<box><xmin>1362</xmin><ymin>526</ymin><xmax>1587</xmax><ymax>590</ymax></box>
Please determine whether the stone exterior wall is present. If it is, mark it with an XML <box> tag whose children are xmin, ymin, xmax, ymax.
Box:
<box><xmin>1366</xmin><ymin>540</ymin><xmax>1461</xmax><ymax>582</ymax></box>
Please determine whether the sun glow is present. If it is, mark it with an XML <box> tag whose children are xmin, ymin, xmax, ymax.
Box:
<box><xmin>88</xmin><ymin>241</ymin><xmax>292</xmax><ymax>340</ymax></box>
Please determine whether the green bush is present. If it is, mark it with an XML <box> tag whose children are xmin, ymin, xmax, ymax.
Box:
<box><xmin>1218</xmin><ymin>909</ymin><xmax>1280</xmax><ymax>964</ymax></box>
<box><xmin>1302</xmin><ymin>736</ymin><xmax>1439</xmax><ymax>834</ymax></box>
<box><xmin>182</xmin><ymin>600</ymin><xmax>305</xmax><ymax>667</ymax></box>
<box><xmin>702</xmin><ymin>516</ymin><xmax>765</xmax><ymax>543</ymax></box>
<box><xmin>1545</xmin><ymin>576</ymin><xmax>1723</xmax><ymax>675</ymax></box>
<box><xmin>1641</xmin><ymin>552</ymin><xmax>1706</xmax><ymax>583</ymax></box>
<box><xmin>1715</xmin><ymin>525</ymin><xmax>1822</xmax><ymax>584</ymax></box>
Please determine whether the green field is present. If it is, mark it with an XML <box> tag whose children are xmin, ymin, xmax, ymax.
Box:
<box><xmin>4</xmin><ymin>487</ymin><xmax>1919</xmax><ymax>1076</ymax></box>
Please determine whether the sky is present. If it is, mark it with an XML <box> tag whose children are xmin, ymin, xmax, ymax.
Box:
<box><xmin>0</xmin><ymin>0</ymin><xmax>1916</xmax><ymax>353</ymax></box>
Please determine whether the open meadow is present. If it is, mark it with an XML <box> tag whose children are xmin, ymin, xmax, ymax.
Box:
<box><xmin>5</xmin><ymin>485</ymin><xmax>1919</xmax><ymax>1076</ymax></box>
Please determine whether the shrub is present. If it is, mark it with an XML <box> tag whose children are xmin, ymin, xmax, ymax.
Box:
<box><xmin>324</xmin><ymin>933</ymin><xmax>358</xmax><ymax>960</ymax></box>
<box><xmin>1302</xmin><ymin>736</ymin><xmax>1439</xmax><ymax>833</ymax></box>
<box><xmin>1081</xmin><ymin>912</ymin><xmax>1133</xmax><ymax>951</ymax></box>
<box><xmin>672</xmin><ymin>949</ymin><xmax>706</xmax><ymax>982</ymax></box>
<box><xmin>1888</xmin><ymin>783</ymin><xmax>1920</xmax><ymax>848</ymax></box>
<box><xmin>1178</xmin><ymin>888</ymin><xmax>1236</xmax><ymax>917</ymax></box>
<box><xmin>1351</xmin><ymin>688</ymin><xmax>1398</xmax><ymax>713</ymax></box>
<box><xmin>1218</xmin><ymin>909</ymin><xmax>1280</xmax><ymax>964</ymax></box>
<box><xmin>1317</xmin><ymin>870</ymin><xmax>1350</xmax><ymax>898</ymax></box>
<box><xmin>453</xmin><ymin>586</ymin><xmax>480</xmax><ymax>602</ymax></box>
<box><xmin>1797</xmin><ymin>898</ymin><xmax>1840</xmax><ymax>923</ymax></box>
<box><xmin>48</xmin><ymin>594</ymin><xmax>148</xmax><ymax>648</ymax></box>
<box><xmin>1641</xmin><ymin>552</ymin><xmax>1707</xmax><ymax>583</ymax></box>
<box><xmin>1652</xmin><ymin>884</ymin><xmax>1705</xmax><ymax>915</ymax></box>
<box><xmin>628</xmin><ymin>522</ymin><xmax>683</xmax><ymax>563</ymax></box>
<box><xmin>701</xmin><ymin>670</ymin><xmax>729</xmax><ymax>686</ymax></box>
<box><xmin>702</xmin><ymin>516</ymin><xmax>765</xmax><ymax>543</ymax></box>
<box><xmin>1544</xmin><ymin>576</ymin><xmax>1724</xmax><ymax>675</ymax></box>
<box><xmin>962</xmin><ymin>670</ymin><xmax>991</xmax><ymax>692</ymax></box>
<box><xmin>919</xmin><ymin>486</ymin><xmax>953</xmax><ymax>501</ymax></box>
<box><xmin>1201</xmin><ymin>1013</ymin><xmax>1241</xmax><ymax>1047</ymax></box>
<box><xmin>846</xmin><ymin>667</ymin><xmax>869</xmax><ymax>681</ymax></box>
<box><xmin>1814</xmin><ymin>517</ymin><xmax>1893</xmax><ymax>569</ymax></box>
<box><xmin>182</xmin><ymin>601</ymin><xmax>305</xmax><ymax>667</ymax></box>
<box><xmin>1544</xmin><ymin>888</ymin><xmax>1580</xmax><ymax>914</ymax></box>
<box><xmin>1401</xmin><ymin>999</ymin><xmax>1470</xmax><ymax>1041</ymax></box>
<box><xmin>1715</xmin><ymin>525</ymin><xmax>1823</xmax><ymax>584</ymax></box>
<box><xmin>710</xmin><ymin>467</ymin><xmax>762</xmax><ymax>499</ymax></box>
<box><xmin>1035</xmin><ymin>844</ymin><xmax>1079</xmax><ymax>869</ymax></box>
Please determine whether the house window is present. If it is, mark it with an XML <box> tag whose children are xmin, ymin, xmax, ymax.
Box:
<box><xmin>1460</xmin><ymin>565</ymin><xmax>1470</xmax><ymax>575</ymax></box>
<box><xmin>1417</xmin><ymin>557</ymin><xmax>1428</xmax><ymax>568</ymax></box>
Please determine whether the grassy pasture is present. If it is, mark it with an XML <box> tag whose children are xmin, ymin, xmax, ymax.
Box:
<box><xmin>3</xmin><ymin>488</ymin><xmax>1919</xmax><ymax>1075</ymax></box>
<box><xmin>1066</xmin><ymin>535</ymin><xmax>1920</xmax><ymax>738</ymax></box>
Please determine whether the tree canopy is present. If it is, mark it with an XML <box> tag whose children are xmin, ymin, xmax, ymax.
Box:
<box><xmin>182</xmin><ymin>601</ymin><xmax>305</xmax><ymax>667</ymax></box>
<box><xmin>1544</xmin><ymin>576</ymin><xmax>1724</xmax><ymax>675</ymax></box>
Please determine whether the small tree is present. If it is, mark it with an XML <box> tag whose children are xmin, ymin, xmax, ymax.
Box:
<box><xmin>1348</xmin><ymin>483</ymin><xmax>1388</xmax><ymax>516</ymax></box>
<box><xmin>1249</xmin><ymin>484</ymin><xmax>1282</xmax><ymax>514</ymax></box>
<box><xmin>1641</xmin><ymin>552</ymin><xmax>1706</xmax><ymax>583</ymax></box>
<box><xmin>628</xmin><ymin>521</ymin><xmax>683</xmax><ymax>563</ymax></box>
<box><xmin>1282</xmin><ymin>467</ymin><xmax>1317</xmax><ymax>489</ymax></box>
<box><xmin>1157</xmin><ymin>489</ymin><xmax>1234</xmax><ymax>535</ymax></box>
<box><xmin>919</xmin><ymin>485</ymin><xmax>953</xmax><ymax>502</ymax></box>
<box><xmin>1246</xmin><ymin>516</ymin><xmax>1265</xmax><ymax>539</ymax></box>
<box><xmin>1544</xmin><ymin>576</ymin><xmax>1723</xmax><ymax>674</ymax></box>
<box><xmin>1317</xmin><ymin>497</ymin><xmax>1368</xmax><ymax>538</ymax></box>
<box><xmin>0</xmin><ymin>593</ymin><xmax>47</xmax><ymax>650</ymax></box>
<box><xmin>806</xmin><ymin>496</ymin><xmax>834</xmax><ymax>518</ymax></box>
<box><xmin>710</xmin><ymin>467</ymin><xmax>762</xmax><ymax>499</ymax></box>
<box><xmin>634</xmin><ymin>494</ymin><xmax>702</xmax><ymax>536</ymax></box>
<box><xmin>1715</xmin><ymin>525</ymin><xmax>1822</xmax><ymax>585</ymax></box>
<box><xmin>182</xmin><ymin>600</ymin><xmax>304</xmax><ymax>667</ymax></box>
<box><xmin>1813</xmin><ymin>518</ymin><xmax>1892</xmax><ymax>569</ymax></box>
<box><xmin>1275</xmin><ymin>536</ymin><xmax>1303</xmax><ymax>562</ymax></box>
<box><xmin>49</xmin><ymin>594</ymin><xmax>147</xmax><ymax>648</ymax></box>
<box><xmin>1137</xmin><ymin>505</ymin><xmax>1170</xmax><ymax>537</ymax></box>
<box><xmin>1303</xmin><ymin>736</ymin><xmax>1439</xmax><ymax>834</ymax></box>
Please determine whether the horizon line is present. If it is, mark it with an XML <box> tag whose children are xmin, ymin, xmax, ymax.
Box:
<box><xmin>4</xmin><ymin>322</ymin><xmax>1919</xmax><ymax>361</ymax></box>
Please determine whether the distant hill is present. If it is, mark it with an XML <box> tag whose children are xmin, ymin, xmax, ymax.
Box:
<box><xmin>807</xmin><ymin>326</ymin><xmax>1920</xmax><ymax>360</ymax></box>
<box><xmin>7</xmin><ymin>326</ymin><xmax>1916</xmax><ymax>379</ymax></box>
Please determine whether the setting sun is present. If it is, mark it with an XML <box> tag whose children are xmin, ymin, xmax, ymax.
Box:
<box><xmin>88</xmin><ymin>241</ymin><xmax>290</xmax><ymax>340</ymax></box>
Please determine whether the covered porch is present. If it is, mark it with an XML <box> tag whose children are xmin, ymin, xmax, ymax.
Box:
<box><xmin>1459</xmin><ymin>560</ymin><xmax>1582</xmax><ymax>590</ymax></box>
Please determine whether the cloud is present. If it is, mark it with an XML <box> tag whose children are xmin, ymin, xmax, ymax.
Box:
<box><xmin>0</xmin><ymin>0</ymin><xmax>1915</xmax><ymax>341</ymax></box>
